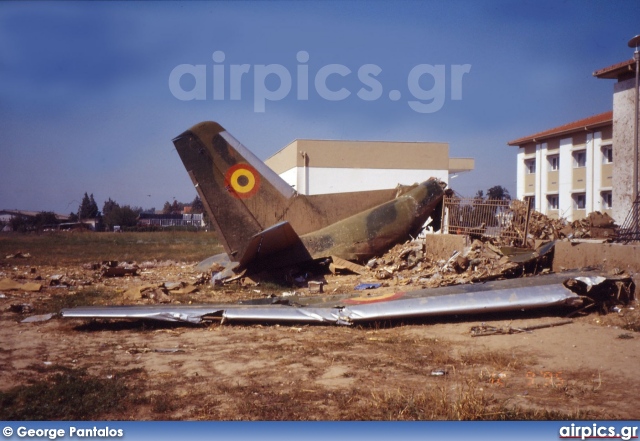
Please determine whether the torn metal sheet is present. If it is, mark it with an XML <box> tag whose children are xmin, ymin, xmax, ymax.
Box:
<box><xmin>574</xmin><ymin>276</ymin><xmax>607</xmax><ymax>287</ymax></box>
<box><xmin>21</xmin><ymin>313</ymin><xmax>55</xmax><ymax>323</ymax></box>
<box><xmin>329</xmin><ymin>256</ymin><xmax>366</xmax><ymax>275</ymax></box>
<box><xmin>504</xmin><ymin>241</ymin><xmax>556</xmax><ymax>263</ymax></box>
<box><xmin>61</xmin><ymin>272</ymin><xmax>601</xmax><ymax>326</ymax></box>
<box><xmin>62</xmin><ymin>304</ymin><xmax>228</xmax><ymax>324</ymax></box>
<box><xmin>354</xmin><ymin>283</ymin><xmax>382</xmax><ymax>290</ymax></box>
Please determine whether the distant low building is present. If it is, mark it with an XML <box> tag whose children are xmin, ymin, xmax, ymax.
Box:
<box><xmin>138</xmin><ymin>212</ymin><xmax>204</xmax><ymax>228</ymax></box>
<box><xmin>0</xmin><ymin>209</ymin><xmax>72</xmax><ymax>231</ymax></box>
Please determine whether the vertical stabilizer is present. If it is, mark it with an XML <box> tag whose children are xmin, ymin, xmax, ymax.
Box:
<box><xmin>173</xmin><ymin>122</ymin><xmax>297</xmax><ymax>259</ymax></box>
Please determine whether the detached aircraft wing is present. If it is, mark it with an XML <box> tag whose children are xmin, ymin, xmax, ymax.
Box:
<box><xmin>59</xmin><ymin>271</ymin><xmax>630</xmax><ymax>325</ymax></box>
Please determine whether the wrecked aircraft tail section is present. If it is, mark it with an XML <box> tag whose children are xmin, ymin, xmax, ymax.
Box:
<box><xmin>174</xmin><ymin>121</ymin><xmax>447</xmax><ymax>269</ymax></box>
<box><xmin>173</xmin><ymin>122</ymin><xmax>299</xmax><ymax>259</ymax></box>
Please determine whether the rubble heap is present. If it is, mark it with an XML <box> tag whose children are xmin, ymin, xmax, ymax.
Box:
<box><xmin>363</xmin><ymin>238</ymin><xmax>537</xmax><ymax>289</ymax></box>
<box><xmin>505</xmin><ymin>201</ymin><xmax>618</xmax><ymax>246</ymax></box>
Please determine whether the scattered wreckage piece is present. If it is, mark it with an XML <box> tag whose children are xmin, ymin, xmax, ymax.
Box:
<box><xmin>5</xmin><ymin>252</ymin><xmax>31</xmax><ymax>259</ymax></box>
<box><xmin>101</xmin><ymin>263</ymin><xmax>138</xmax><ymax>277</ymax></box>
<box><xmin>60</xmin><ymin>272</ymin><xmax>631</xmax><ymax>326</ymax></box>
<box><xmin>470</xmin><ymin>319</ymin><xmax>573</xmax><ymax>337</ymax></box>
<box><xmin>21</xmin><ymin>313</ymin><xmax>55</xmax><ymax>323</ymax></box>
<box><xmin>0</xmin><ymin>278</ymin><xmax>42</xmax><ymax>292</ymax></box>
<box><xmin>10</xmin><ymin>303</ymin><xmax>34</xmax><ymax>314</ymax></box>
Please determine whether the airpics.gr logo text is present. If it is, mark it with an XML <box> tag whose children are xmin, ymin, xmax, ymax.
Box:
<box><xmin>168</xmin><ymin>51</ymin><xmax>471</xmax><ymax>113</ymax></box>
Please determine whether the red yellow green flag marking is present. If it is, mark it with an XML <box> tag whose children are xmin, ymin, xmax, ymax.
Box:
<box><xmin>225</xmin><ymin>164</ymin><xmax>260</xmax><ymax>199</ymax></box>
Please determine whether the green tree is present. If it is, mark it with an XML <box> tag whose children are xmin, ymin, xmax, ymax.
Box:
<box><xmin>118</xmin><ymin>206</ymin><xmax>139</xmax><ymax>227</ymax></box>
<box><xmin>102</xmin><ymin>198</ymin><xmax>121</xmax><ymax>230</ymax></box>
<box><xmin>103</xmin><ymin>198</ymin><xmax>119</xmax><ymax>218</ymax></box>
<box><xmin>9</xmin><ymin>216</ymin><xmax>29</xmax><ymax>233</ymax></box>
<box><xmin>33</xmin><ymin>212</ymin><xmax>59</xmax><ymax>230</ymax></box>
<box><xmin>162</xmin><ymin>201</ymin><xmax>172</xmax><ymax>214</ymax></box>
<box><xmin>486</xmin><ymin>185</ymin><xmax>511</xmax><ymax>201</ymax></box>
<box><xmin>78</xmin><ymin>193</ymin><xmax>99</xmax><ymax>219</ymax></box>
<box><xmin>191</xmin><ymin>195</ymin><xmax>204</xmax><ymax>213</ymax></box>
<box><xmin>102</xmin><ymin>198</ymin><xmax>140</xmax><ymax>230</ymax></box>
<box><xmin>171</xmin><ymin>200</ymin><xmax>183</xmax><ymax>214</ymax></box>
<box><xmin>190</xmin><ymin>195</ymin><xmax>209</xmax><ymax>227</ymax></box>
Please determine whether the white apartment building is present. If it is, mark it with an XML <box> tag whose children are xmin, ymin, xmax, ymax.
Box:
<box><xmin>508</xmin><ymin>111</ymin><xmax>613</xmax><ymax>221</ymax></box>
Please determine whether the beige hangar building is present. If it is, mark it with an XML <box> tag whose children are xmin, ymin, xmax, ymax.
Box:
<box><xmin>265</xmin><ymin>139</ymin><xmax>474</xmax><ymax>196</ymax></box>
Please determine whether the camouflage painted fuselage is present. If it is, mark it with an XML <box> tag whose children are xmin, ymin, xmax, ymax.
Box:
<box><xmin>301</xmin><ymin>179</ymin><xmax>445</xmax><ymax>261</ymax></box>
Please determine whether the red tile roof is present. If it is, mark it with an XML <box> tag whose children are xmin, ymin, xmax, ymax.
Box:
<box><xmin>593</xmin><ymin>59</ymin><xmax>635</xmax><ymax>79</ymax></box>
<box><xmin>508</xmin><ymin>111</ymin><xmax>613</xmax><ymax>146</ymax></box>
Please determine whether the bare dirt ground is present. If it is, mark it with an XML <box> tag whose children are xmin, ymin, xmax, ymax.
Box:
<box><xmin>1</xmin><ymin>232</ymin><xmax>639</xmax><ymax>420</ymax></box>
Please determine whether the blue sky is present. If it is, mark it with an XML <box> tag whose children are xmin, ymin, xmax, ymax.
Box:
<box><xmin>1</xmin><ymin>1</ymin><xmax>638</xmax><ymax>214</ymax></box>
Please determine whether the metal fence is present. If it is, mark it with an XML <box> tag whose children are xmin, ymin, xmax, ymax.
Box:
<box><xmin>615</xmin><ymin>195</ymin><xmax>640</xmax><ymax>243</ymax></box>
<box><xmin>442</xmin><ymin>197</ymin><xmax>531</xmax><ymax>244</ymax></box>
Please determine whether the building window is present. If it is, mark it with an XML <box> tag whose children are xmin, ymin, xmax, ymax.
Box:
<box><xmin>547</xmin><ymin>194</ymin><xmax>559</xmax><ymax>210</ymax></box>
<box><xmin>548</xmin><ymin>155</ymin><xmax>559</xmax><ymax>171</ymax></box>
<box><xmin>602</xmin><ymin>145</ymin><xmax>613</xmax><ymax>164</ymax></box>
<box><xmin>573</xmin><ymin>150</ymin><xmax>586</xmax><ymax>168</ymax></box>
<box><xmin>525</xmin><ymin>159</ymin><xmax>536</xmax><ymax>174</ymax></box>
<box><xmin>525</xmin><ymin>196</ymin><xmax>535</xmax><ymax>209</ymax></box>
<box><xmin>573</xmin><ymin>193</ymin><xmax>586</xmax><ymax>210</ymax></box>
<box><xmin>602</xmin><ymin>191</ymin><xmax>612</xmax><ymax>209</ymax></box>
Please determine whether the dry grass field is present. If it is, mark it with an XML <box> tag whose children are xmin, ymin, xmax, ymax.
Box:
<box><xmin>1</xmin><ymin>231</ymin><xmax>639</xmax><ymax>420</ymax></box>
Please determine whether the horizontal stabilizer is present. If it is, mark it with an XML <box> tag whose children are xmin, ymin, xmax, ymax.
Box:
<box><xmin>238</xmin><ymin>222</ymin><xmax>312</xmax><ymax>270</ymax></box>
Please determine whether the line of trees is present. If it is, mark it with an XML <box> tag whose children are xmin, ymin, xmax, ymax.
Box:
<box><xmin>6</xmin><ymin>212</ymin><xmax>60</xmax><ymax>233</ymax></box>
<box><xmin>160</xmin><ymin>196</ymin><xmax>205</xmax><ymax>215</ymax></box>
<box><xmin>474</xmin><ymin>185</ymin><xmax>511</xmax><ymax>201</ymax></box>
<box><xmin>2</xmin><ymin>193</ymin><xmax>206</xmax><ymax>233</ymax></box>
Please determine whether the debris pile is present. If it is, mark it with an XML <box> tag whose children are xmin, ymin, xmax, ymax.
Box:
<box><xmin>362</xmin><ymin>238</ymin><xmax>544</xmax><ymax>289</ymax></box>
<box><xmin>564</xmin><ymin>274</ymin><xmax>635</xmax><ymax>314</ymax></box>
<box><xmin>507</xmin><ymin>202</ymin><xmax>618</xmax><ymax>245</ymax></box>
<box><xmin>505</xmin><ymin>200</ymin><xmax>565</xmax><ymax>245</ymax></box>
<box><xmin>561</xmin><ymin>211</ymin><xmax>617</xmax><ymax>240</ymax></box>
